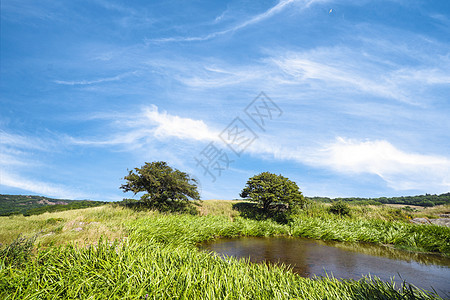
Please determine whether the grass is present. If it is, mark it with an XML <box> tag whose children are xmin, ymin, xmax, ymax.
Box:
<box><xmin>0</xmin><ymin>201</ymin><xmax>449</xmax><ymax>299</ymax></box>
<box><xmin>3</xmin><ymin>238</ymin><xmax>440</xmax><ymax>299</ymax></box>
<box><xmin>197</xmin><ymin>200</ymin><xmax>241</xmax><ymax>219</ymax></box>
<box><xmin>0</xmin><ymin>205</ymin><xmax>155</xmax><ymax>247</ymax></box>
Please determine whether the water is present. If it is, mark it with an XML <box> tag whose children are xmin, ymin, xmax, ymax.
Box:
<box><xmin>200</xmin><ymin>237</ymin><xmax>450</xmax><ymax>297</ymax></box>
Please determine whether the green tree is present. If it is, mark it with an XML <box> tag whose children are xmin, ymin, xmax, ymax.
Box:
<box><xmin>120</xmin><ymin>161</ymin><xmax>200</xmax><ymax>212</ymax></box>
<box><xmin>239</xmin><ymin>172</ymin><xmax>305</xmax><ymax>214</ymax></box>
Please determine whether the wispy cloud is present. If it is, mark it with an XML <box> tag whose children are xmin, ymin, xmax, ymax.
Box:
<box><xmin>69</xmin><ymin>105</ymin><xmax>220</xmax><ymax>147</ymax></box>
<box><xmin>0</xmin><ymin>0</ymin><xmax>61</xmax><ymax>23</ymax></box>
<box><xmin>213</xmin><ymin>10</ymin><xmax>228</xmax><ymax>24</ymax></box>
<box><xmin>0</xmin><ymin>170</ymin><xmax>87</xmax><ymax>199</ymax></box>
<box><xmin>54</xmin><ymin>71</ymin><xmax>138</xmax><ymax>86</ymax></box>
<box><xmin>270</xmin><ymin>46</ymin><xmax>450</xmax><ymax>105</ymax></box>
<box><xmin>67</xmin><ymin>104</ymin><xmax>450</xmax><ymax>193</ymax></box>
<box><xmin>0</xmin><ymin>131</ymin><xmax>82</xmax><ymax>198</ymax></box>
<box><xmin>141</xmin><ymin>34</ymin><xmax>449</xmax><ymax>107</ymax></box>
<box><xmin>272</xmin><ymin>137</ymin><xmax>450</xmax><ymax>192</ymax></box>
<box><xmin>148</xmin><ymin>0</ymin><xmax>306</xmax><ymax>43</ymax></box>
<box><xmin>0</xmin><ymin>131</ymin><xmax>47</xmax><ymax>150</ymax></box>
<box><xmin>177</xmin><ymin>65</ymin><xmax>263</xmax><ymax>88</ymax></box>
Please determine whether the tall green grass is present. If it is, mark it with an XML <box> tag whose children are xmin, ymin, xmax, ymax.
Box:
<box><xmin>1</xmin><ymin>237</ymin><xmax>442</xmax><ymax>299</ymax></box>
<box><xmin>290</xmin><ymin>215</ymin><xmax>450</xmax><ymax>254</ymax></box>
<box><xmin>1</xmin><ymin>205</ymin><xmax>448</xmax><ymax>299</ymax></box>
<box><xmin>128</xmin><ymin>212</ymin><xmax>449</xmax><ymax>255</ymax></box>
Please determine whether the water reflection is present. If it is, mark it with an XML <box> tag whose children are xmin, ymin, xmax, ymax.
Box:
<box><xmin>321</xmin><ymin>240</ymin><xmax>450</xmax><ymax>266</ymax></box>
<box><xmin>200</xmin><ymin>237</ymin><xmax>450</xmax><ymax>297</ymax></box>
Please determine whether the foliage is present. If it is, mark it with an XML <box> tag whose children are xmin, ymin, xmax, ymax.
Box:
<box><xmin>329</xmin><ymin>201</ymin><xmax>351</xmax><ymax>216</ymax></box>
<box><xmin>1</xmin><ymin>239</ymin><xmax>441</xmax><ymax>300</ymax></box>
<box><xmin>2</xmin><ymin>203</ymin><xmax>449</xmax><ymax>255</ymax></box>
<box><xmin>0</xmin><ymin>234</ymin><xmax>37</xmax><ymax>268</ymax></box>
<box><xmin>120</xmin><ymin>161</ymin><xmax>200</xmax><ymax>213</ymax></box>
<box><xmin>232</xmin><ymin>202</ymin><xmax>294</xmax><ymax>224</ymax></box>
<box><xmin>240</xmin><ymin>172</ymin><xmax>305</xmax><ymax>214</ymax></box>
<box><xmin>308</xmin><ymin>192</ymin><xmax>450</xmax><ymax>207</ymax></box>
<box><xmin>0</xmin><ymin>211</ymin><xmax>445</xmax><ymax>299</ymax></box>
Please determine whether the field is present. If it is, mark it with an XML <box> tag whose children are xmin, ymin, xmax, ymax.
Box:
<box><xmin>1</xmin><ymin>201</ymin><xmax>449</xmax><ymax>299</ymax></box>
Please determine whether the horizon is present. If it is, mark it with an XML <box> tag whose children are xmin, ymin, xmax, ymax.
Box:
<box><xmin>1</xmin><ymin>0</ymin><xmax>449</xmax><ymax>201</ymax></box>
<box><xmin>1</xmin><ymin>192</ymin><xmax>449</xmax><ymax>203</ymax></box>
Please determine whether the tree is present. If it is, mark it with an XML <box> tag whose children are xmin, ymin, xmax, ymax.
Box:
<box><xmin>120</xmin><ymin>161</ymin><xmax>200</xmax><ymax>212</ymax></box>
<box><xmin>239</xmin><ymin>172</ymin><xmax>305</xmax><ymax>214</ymax></box>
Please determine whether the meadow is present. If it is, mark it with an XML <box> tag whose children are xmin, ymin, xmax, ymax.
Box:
<box><xmin>1</xmin><ymin>201</ymin><xmax>449</xmax><ymax>299</ymax></box>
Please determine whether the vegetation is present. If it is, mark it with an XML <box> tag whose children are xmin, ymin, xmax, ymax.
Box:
<box><xmin>1</xmin><ymin>237</ymin><xmax>439</xmax><ymax>299</ymax></box>
<box><xmin>120</xmin><ymin>161</ymin><xmax>200</xmax><ymax>213</ymax></box>
<box><xmin>0</xmin><ymin>234</ymin><xmax>36</xmax><ymax>268</ymax></box>
<box><xmin>308</xmin><ymin>193</ymin><xmax>450</xmax><ymax>207</ymax></box>
<box><xmin>240</xmin><ymin>172</ymin><xmax>305</xmax><ymax>214</ymax></box>
<box><xmin>1</xmin><ymin>198</ymin><xmax>449</xmax><ymax>299</ymax></box>
<box><xmin>1</xmin><ymin>204</ymin><xmax>446</xmax><ymax>299</ymax></box>
<box><xmin>329</xmin><ymin>201</ymin><xmax>351</xmax><ymax>216</ymax></box>
<box><xmin>0</xmin><ymin>194</ymin><xmax>106</xmax><ymax>216</ymax></box>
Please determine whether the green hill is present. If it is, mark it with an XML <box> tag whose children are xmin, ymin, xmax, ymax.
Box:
<box><xmin>0</xmin><ymin>194</ymin><xmax>107</xmax><ymax>216</ymax></box>
<box><xmin>307</xmin><ymin>192</ymin><xmax>450</xmax><ymax>207</ymax></box>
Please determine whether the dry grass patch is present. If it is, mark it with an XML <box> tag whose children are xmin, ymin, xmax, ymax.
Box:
<box><xmin>197</xmin><ymin>200</ymin><xmax>240</xmax><ymax>219</ymax></box>
<box><xmin>0</xmin><ymin>205</ymin><xmax>156</xmax><ymax>248</ymax></box>
<box><xmin>411</xmin><ymin>204</ymin><xmax>450</xmax><ymax>218</ymax></box>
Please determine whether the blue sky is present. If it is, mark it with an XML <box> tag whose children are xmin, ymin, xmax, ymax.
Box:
<box><xmin>1</xmin><ymin>0</ymin><xmax>449</xmax><ymax>201</ymax></box>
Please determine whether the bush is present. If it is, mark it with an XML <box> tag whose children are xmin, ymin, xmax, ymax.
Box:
<box><xmin>329</xmin><ymin>201</ymin><xmax>351</xmax><ymax>216</ymax></box>
<box><xmin>0</xmin><ymin>234</ymin><xmax>37</xmax><ymax>268</ymax></box>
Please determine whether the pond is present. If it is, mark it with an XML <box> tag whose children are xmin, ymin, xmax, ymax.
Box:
<box><xmin>199</xmin><ymin>237</ymin><xmax>450</xmax><ymax>297</ymax></box>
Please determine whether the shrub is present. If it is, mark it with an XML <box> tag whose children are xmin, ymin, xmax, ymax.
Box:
<box><xmin>0</xmin><ymin>234</ymin><xmax>37</xmax><ymax>268</ymax></box>
<box><xmin>329</xmin><ymin>201</ymin><xmax>351</xmax><ymax>216</ymax></box>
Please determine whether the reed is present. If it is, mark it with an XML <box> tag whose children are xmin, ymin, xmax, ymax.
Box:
<box><xmin>1</xmin><ymin>237</ymin><xmax>442</xmax><ymax>299</ymax></box>
<box><xmin>1</xmin><ymin>204</ymin><xmax>448</xmax><ymax>299</ymax></box>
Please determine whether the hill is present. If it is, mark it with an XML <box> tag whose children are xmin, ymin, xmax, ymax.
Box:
<box><xmin>0</xmin><ymin>194</ymin><xmax>107</xmax><ymax>216</ymax></box>
<box><xmin>307</xmin><ymin>192</ymin><xmax>450</xmax><ymax>207</ymax></box>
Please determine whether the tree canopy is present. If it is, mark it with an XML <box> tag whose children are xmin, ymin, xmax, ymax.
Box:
<box><xmin>120</xmin><ymin>161</ymin><xmax>200</xmax><ymax>212</ymax></box>
<box><xmin>240</xmin><ymin>172</ymin><xmax>305</xmax><ymax>213</ymax></box>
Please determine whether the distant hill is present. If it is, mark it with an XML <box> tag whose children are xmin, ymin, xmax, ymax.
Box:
<box><xmin>0</xmin><ymin>194</ymin><xmax>107</xmax><ymax>216</ymax></box>
<box><xmin>307</xmin><ymin>192</ymin><xmax>450</xmax><ymax>207</ymax></box>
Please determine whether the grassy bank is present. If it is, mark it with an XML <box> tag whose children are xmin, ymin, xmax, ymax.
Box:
<box><xmin>2</xmin><ymin>238</ymin><xmax>439</xmax><ymax>300</ymax></box>
<box><xmin>1</xmin><ymin>202</ymin><xmax>449</xmax><ymax>299</ymax></box>
<box><xmin>2</xmin><ymin>202</ymin><xmax>448</xmax><ymax>254</ymax></box>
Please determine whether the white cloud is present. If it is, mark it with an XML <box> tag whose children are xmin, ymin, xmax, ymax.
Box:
<box><xmin>69</xmin><ymin>105</ymin><xmax>220</xmax><ymax>147</ymax></box>
<box><xmin>69</xmin><ymin>104</ymin><xmax>450</xmax><ymax>193</ymax></box>
<box><xmin>177</xmin><ymin>65</ymin><xmax>262</xmax><ymax>88</ymax></box>
<box><xmin>0</xmin><ymin>130</ymin><xmax>46</xmax><ymax>150</ymax></box>
<box><xmin>0</xmin><ymin>169</ymin><xmax>123</xmax><ymax>201</ymax></box>
<box><xmin>149</xmin><ymin>0</ymin><xmax>316</xmax><ymax>43</ymax></box>
<box><xmin>54</xmin><ymin>71</ymin><xmax>137</xmax><ymax>86</ymax></box>
<box><xmin>144</xmin><ymin>105</ymin><xmax>219</xmax><ymax>141</ymax></box>
<box><xmin>269</xmin><ymin>43</ymin><xmax>450</xmax><ymax>105</ymax></box>
<box><xmin>238</xmin><ymin>136</ymin><xmax>450</xmax><ymax>192</ymax></box>
<box><xmin>296</xmin><ymin>137</ymin><xmax>450</xmax><ymax>191</ymax></box>
<box><xmin>0</xmin><ymin>170</ymin><xmax>85</xmax><ymax>199</ymax></box>
<box><xmin>271</xmin><ymin>51</ymin><xmax>410</xmax><ymax>103</ymax></box>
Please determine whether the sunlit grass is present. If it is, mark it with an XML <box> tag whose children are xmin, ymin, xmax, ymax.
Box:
<box><xmin>1</xmin><ymin>227</ymin><xmax>442</xmax><ymax>299</ymax></box>
<box><xmin>1</xmin><ymin>202</ymin><xmax>448</xmax><ymax>253</ymax></box>
<box><xmin>197</xmin><ymin>200</ymin><xmax>240</xmax><ymax>219</ymax></box>
<box><xmin>0</xmin><ymin>205</ymin><xmax>155</xmax><ymax>247</ymax></box>
<box><xmin>1</xmin><ymin>202</ymin><xmax>448</xmax><ymax>299</ymax></box>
